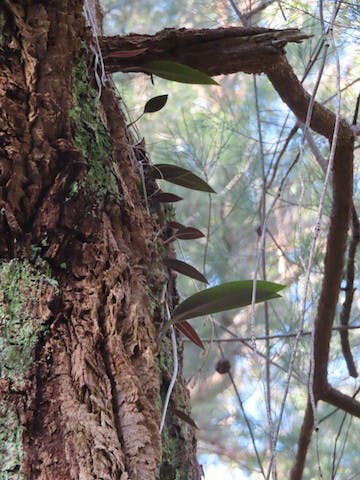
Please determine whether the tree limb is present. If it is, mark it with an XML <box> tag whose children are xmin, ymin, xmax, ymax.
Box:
<box><xmin>290</xmin><ymin>401</ymin><xmax>314</xmax><ymax>480</ymax></box>
<box><xmin>101</xmin><ymin>26</ymin><xmax>310</xmax><ymax>76</ymax></box>
<box><xmin>339</xmin><ymin>206</ymin><xmax>359</xmax><ymax>378</ymax></box>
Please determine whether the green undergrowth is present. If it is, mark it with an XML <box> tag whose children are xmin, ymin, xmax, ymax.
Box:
<box><xmin>0</xmin><ymin>259</ymin><xmax>58</xmax><ymax>386</ymax></box>
<box><xmin>70</xmin><ymin>50</ymin><xmax>119</xmax><ymax>195</ymax></box>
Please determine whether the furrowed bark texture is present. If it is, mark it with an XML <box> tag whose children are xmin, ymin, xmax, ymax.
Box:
<box><xmin>0</xmin><ymin>10</ymin><xmax>358</xmax><ymax>480</ymax></box>
<box><xmin>0</xmin><ymin>2</ymin><xmax>198</xmax><ymax>479</ymax></box>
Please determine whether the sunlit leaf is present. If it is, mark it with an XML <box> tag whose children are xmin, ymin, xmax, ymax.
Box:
<box><xmin>164</xmin><ymin>258</ymin><xmax>208</xmax><ymax>283</ymax></box>
<box><xmin>171</xmin><ymin>280</ymin><xmax>285</xmax><ymax>323</ymax></box>
<box><xmin>144</xmin><ymin>95</ymin><xmax>168</xmax><ymax>114</ymax></box>
<box><xmin>105</xmin><ymin>48</ymin><xmax>148</xmax><ymax>58</ymax></box>
<box><xmin>143</xmin><ymin>60</ymin><xmax>219</xmax><ymax>85</ymax></box>
<box><xmin>175</xmin><ymin>321</ymin><xmax>204</xmax><ymax>350</ymax></box>
<box><xmin>173</xmin><ymin>408</ymin><xmax>199</xmax><ymax>428</ymax></box>
<box><xmin>151</xmin><ymin>191</ymin><xmax>183</xmax><ymax>203</ymax></box>
<box><xmin>151</xmin><ymin>164</ymin><xmax>215</xmax><ymax>193</ymax></box>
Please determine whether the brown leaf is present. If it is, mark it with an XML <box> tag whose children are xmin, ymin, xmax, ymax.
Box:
<box><xmin>164</xmin><ymin>258</ymin><xmax>208</xmax><ymax>284</ymax></box>
<box><xmin>151</xmin><ymin>191</ymin><xmax>183</xmax><ymax>203</ymax></box>
<box><xmin>175</xmin><ymin>226</ymin><xmax>205</xmax><ymax>240</ymax></box>
<box><xmin>176</xmin><ymin>320</ymin><xmax>204</xmax><ymax>349</ymax></box>
<box><xmin>144</xmin><ymin>95</ymin><xmax>168</xmax><ymax>113</ymax></box>
<box><xmin>167</xmin><ymin>221</ymin><xmax>185</xmax><ymax>230</ymax></box>
<box><xmin>173</xmin><ymin>408</ymin><xmax>199</xmax><ymax>429</ymax></box>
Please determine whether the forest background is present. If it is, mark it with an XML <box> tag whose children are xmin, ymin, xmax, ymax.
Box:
<box><xmin>101</xmin><ymin>0</ymin><xmax>360</xmax><ymax>479</ymax></box>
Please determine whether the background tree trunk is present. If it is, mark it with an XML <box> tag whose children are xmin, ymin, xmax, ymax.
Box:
<box><xmin>0</xmin><ymin>1</ymin><xmax>198</xmax><ymax>479</ymax></box>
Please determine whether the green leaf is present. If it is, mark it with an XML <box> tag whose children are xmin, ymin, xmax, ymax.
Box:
<box><xmin>176</xmin><ymin>321</ymin><xmax>204</xmax><ymax>350</ymax></box>
<box><xmin>151</xmin><ymin>164</ymin><xmax>215</xmax><ymax>193</ymax></box>
<box><xmin>171</xmin><ymin>280</ymin><xmax>285</xmax><ymax>323</ymax></box>
<box><xmin>143</xmin><ymin>60</ymin><xmax>219</xmax><ymax>85</ymax></box>
<box><xmin>164</xmin><ymin>258</ymin><xmax>208</xmax><ymax>284</ymax></box>
<box><xmin>144</xmin><ymin>94</ymin><xmax>168</xmax><ymax>114</ymax></box>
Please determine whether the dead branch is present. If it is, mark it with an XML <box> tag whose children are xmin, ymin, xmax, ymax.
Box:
<box><xmin>101</xmin><ymin>26</ymin><xmax>310</xmax><ymax>76</ymax></box>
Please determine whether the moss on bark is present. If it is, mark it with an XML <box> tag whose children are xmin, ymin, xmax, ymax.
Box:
<box><xmin>70</xmin><ymin>50</ymin><xmax>119</xmax><ymax>194</ymax></box>
<box><xmin>0</xmin><ymin>259</ymin><xmax>58</xmax><ymax>387</ymax></box>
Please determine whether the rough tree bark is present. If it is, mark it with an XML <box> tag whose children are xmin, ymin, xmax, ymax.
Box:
<box><xmin>0</xmin><ymin>1</ymin><xmax>197</xmax><ymax>479</ymax></box>
<box><xmin>0</xmin><ymin>2</ymin><xmax>358</xmax><ymax>480</ymax></box>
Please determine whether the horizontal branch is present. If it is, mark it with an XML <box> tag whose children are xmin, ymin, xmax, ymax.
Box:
<box><xmin>100</xmin><ymin>26</ymin><xmax>310</xmax><ymax>76</ymax></box>
<box><xmin>183</xmin><ymin>324</ymin><xmax>360</xmax><ymax>343</ymax></box>
<box><xmin>324</xmin><ymin>385</ymin><xmax>360</xmax><ymax>418</ymax></box>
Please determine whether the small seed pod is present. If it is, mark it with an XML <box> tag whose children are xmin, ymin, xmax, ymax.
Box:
<box><xmin>215</xmin><ymin>358</ymin><xmax>231</xmax><ymax>374</ymax></box>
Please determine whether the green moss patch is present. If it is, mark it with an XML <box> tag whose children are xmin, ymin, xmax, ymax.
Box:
<box><xmin>0</xmin><ymin>259</ymin><xmax>58</xmax><ymax>385</ymax></box>
<box><xmin>70</xmin><ymin>53</ymin><xmax>118</xmax><ymax>194</ymax></box>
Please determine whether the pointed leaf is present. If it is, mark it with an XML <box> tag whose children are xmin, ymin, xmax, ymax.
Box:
<box><xmin>171</xmin><ymin>280</ymin><xmax>285</xmax><ymax>323</ymax></box>
<box><xmin>167</xmin><ymin>221</ymin><xmax>186</xmax><ymax>230</ymax></box>
<box><xmin>151</xmin><ymin>164</ymin><xmax>215</xmax><ymax>193</ymax></box>
<box><xmin>173</xmin><ymin>408</ymin><xmax>199</xmax><ymax>429</ymax></box>
<box><xmin>175</xmin><ymin>227</ymin><xmax>205</xmax><ymax>240</ymax></box>
<box><xmin>176</xmin><ymin>321</ymin><xmax>204</xmax><ymax>350</ymax></box>
<box><xmin>105</xmin><ymin>48</ymin><xmax>148</xmax><ymax>58</ymax></box>
<box><xmin>151</xmin><ymin>191</ymin><xmax>183</xmax><ymax>203</ymax></box>
<box><xmin>144</xmin><ymin>95</ymin><xmax>168</xmax><ymax>114</ymax></box>
<box><xmin>164</xmin><ymin>258</ymin><xmax>208</xmax><ymax>284</ymax></box>
<box><xmin>143</xmin><ymin>60</ymin><xmax>219</xmax><ymax>85</ymax></box>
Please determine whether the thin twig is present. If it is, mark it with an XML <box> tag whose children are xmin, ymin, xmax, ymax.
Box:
<box><xmin>217</xmin><ymin>339</ymin><xmax>266</xmax><ymax>478</ymax></box>
<box><xmin>160</xmin><ymin>306</ymin><xmax>179</xmax><ymax>433</ymax></box>
<box><xmin>182</xmin><ymin>323</ymin><xmax>360</xmax><ymax>343</ymax></box>
<box><xmin>253</xmin><ymin>73</ymin><xmax>277</xmax><ymax>479</ymax></box>
<box><xmin>330</xmin><ymin>412</ymin><xmax>352</xmax><ymax>479</ymax></box>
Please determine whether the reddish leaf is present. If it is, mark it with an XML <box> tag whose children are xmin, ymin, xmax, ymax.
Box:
<box><xmin>167</xmin><ymin>221</ymin><xmax>185</xmax><ymax>230</ymax></box>
<box><xmin>175</xmin><ymin>227</ymin><xmax>205</xmax><ymax>240</ymax></box>
<box><xmin>151</xmin><ymin>163</ymin><xmax>215</xmax><ymax>193</ymax></box>
<box><xmin>144</xmin><ymin>95</ymin><xmax>168</xmax><ymax>114</ymax></box>
<box><xmin>173</xmin><ymin>409</ymin><xmax>199</xmax><ymax>429</ymax></box>
<box><xmin>164</xmin><ymin>258</ymin><xmax>208</xmax><ymax>284</ymax></box>
<box><xmin>176</xmin><ymin>320</ymin><xmax>204</xmax><ymax>349</ymax></box>
<box><xmin>151</xmin><ymin>191</ymin><xmax>183</xmax><ymax>203</ymax></box>
<box><xmin>105</xmin><ymin>48</ymin><xmax>147</xmax><ymax>58</ymax></box>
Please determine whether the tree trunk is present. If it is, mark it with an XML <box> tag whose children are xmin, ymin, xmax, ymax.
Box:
<box><xmin>0</xmin><ymin>2</ymin><xmax>198</xmax><ymax>479</ymax></box>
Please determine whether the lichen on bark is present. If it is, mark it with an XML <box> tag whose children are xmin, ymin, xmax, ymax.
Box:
<box><xmin>0</xmin><ymin>400</ymin><xmax>23</xmax><ymax>479</ymax></box>
<box><xmin>70</xmin><ymin>49</ymin><xmax>119</xmax><ymax>194</ymax></box>
<box><xmin>0</xmin><ymin>258</ymin><xmax>58</xmax><ymax>387</ymax></box>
